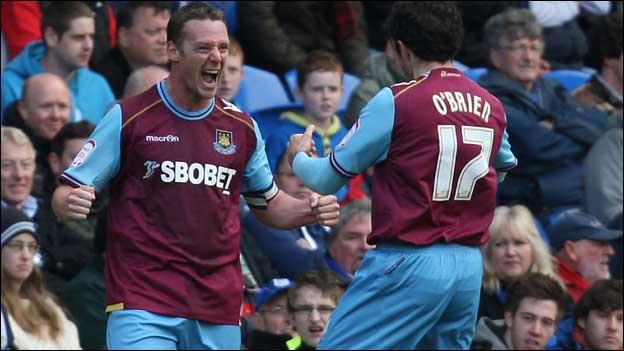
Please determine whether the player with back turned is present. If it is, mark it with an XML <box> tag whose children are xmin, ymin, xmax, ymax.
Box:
<box><xmin>287</xmin><ymin>2</ymin><xmax>518</xmax><ymax>349</ymax></box>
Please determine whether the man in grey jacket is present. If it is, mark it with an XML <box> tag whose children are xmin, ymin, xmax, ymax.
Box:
<box><xmin>472</xmin><ymin>273</ymin><xmax>566</xmax><ymax>350</ymax></box>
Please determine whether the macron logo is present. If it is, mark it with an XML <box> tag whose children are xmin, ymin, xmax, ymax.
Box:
<box><xmin>146</xmin><ymin>135</ymin><xmax>180</xmax><ymax>143</ymax></box>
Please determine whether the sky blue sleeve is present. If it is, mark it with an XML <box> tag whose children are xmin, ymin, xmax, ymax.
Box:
<box><xmin>292</xmin><ymin>154</ymin><xmax>347</xmax><ymax>195</ymax></box>
<box><xmin>494</xmin><ymin>128</ymin><xmax>517</xmax><ymax>171</ymax></box>
<box><xmin>292</xmin><ymin>88</ymin><xmax>395</xmax><ymax>194</ymax></box>
<box><xmin>63</xmin><ymin>104</ymin><xmax>122</xmax><ymax>192</ymax></box>
<box><xmin>330</xmin><ymin>87</ymin><xmax>395</xmax><ymax>175</ymax></box>
<box><xmin>242</xmin><ymin>119</ymin><xmax>274</xmax><ymax>193</ymax></box>
<box><xmin>494</xmin><ymin>128</ymin><xmax>517</xmax><ymax>183</ymax></box>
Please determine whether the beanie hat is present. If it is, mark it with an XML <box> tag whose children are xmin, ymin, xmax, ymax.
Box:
<box><xmin>1</xmin><ymin>207</ymin><xmax>38</xmax><ymax>247</ymax></box>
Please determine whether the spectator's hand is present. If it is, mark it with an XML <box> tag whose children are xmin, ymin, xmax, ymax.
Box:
<box><xmin>539</xmin><ymin>119</ymin><xmax>555</xmax><ymax>130</ymax></box>
<box><xmin>62</xmin><ymin>185</ymin><xmax>96</xmax><ymax>220</ymax></box>
<box><xmin>296</xmin><ymin>238</ymin><xmax>314</xmax><ymax>249</ymax></box>
<box><xmin>310</xmin><ymin>193</ymin><xmax>340</xmax><ymax>226</ymax></box>
<box><xmin>287</xmin><ymin>125</ymin><xmax>317</xmax><ymax>166</ymax></box>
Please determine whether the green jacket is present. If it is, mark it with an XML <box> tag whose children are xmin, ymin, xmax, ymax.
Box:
<box><xmin>61</xmin><ymin>256</ymin><xmax>107</xmax><ymax>350</ymax></box>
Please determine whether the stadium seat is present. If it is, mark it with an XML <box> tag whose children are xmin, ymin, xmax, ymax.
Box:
<box><xmin>284</xmin><ymin>69</ymin><xmax>361</xmax><ymax>113</ymax></box>
<box><xmin>544</xmin><ymin>70</ymin><xmax>592</xmax><ymax>93</ymax></box>
<box><xmin>464</xmin><ymin>67</ymin><xmax>488</xmax><ymax>82</ymax></box>
<box><xmin>533</xmin><ymin>218</ymin><xmax>551</xmax><ymax>247</ymax></box>
<box><xmin>452</xmin><ymin>60</ymin><xmax>470</xmax><ymax>72</ymax></box>
<box><xmin>234</xmin><ymin>65</ymin><xmax>292</xmax><ymax>114</ymax></box>
<box><xmin>251</xmin><ymin>102</ymin><xmax>304</xmax><ymax>142</ymax></box>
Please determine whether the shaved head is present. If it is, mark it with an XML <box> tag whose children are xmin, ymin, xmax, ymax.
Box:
<box><xmin>22</xmin><ymin>73</ymin><xmax>70</xmax><ymax>104</ymax></box>
<box><xmin>123</xmin><ymin>65</ymin><xmax>170</xmax><ymax>99</ymax></box>
<box><xmin>18</xmin><ymin>73</ymin><xmax>71</xmax><ymax>140</ymax></box>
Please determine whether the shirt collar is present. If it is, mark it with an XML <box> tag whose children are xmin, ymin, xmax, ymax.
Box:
<box><xmin>1</xmin><ymin>196</ymin><xmax>39</xmax><ymax>218</ymax></box>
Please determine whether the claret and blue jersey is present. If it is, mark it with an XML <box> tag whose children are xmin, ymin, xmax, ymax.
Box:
<box><xmin>294</xmin><ymin>67</ymin><xmax>517</xmax><ymax>247</ymax></box>
<box><xmin>60</xmin><ymin>80</ymin><xmax>277</xmax><ymax>325</ymax></box>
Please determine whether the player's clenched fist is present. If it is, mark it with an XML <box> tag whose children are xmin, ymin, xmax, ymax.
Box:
<box><xmin>52</xmin><ymin>184</ymin><xmax>96</xmax><ymax>220</ymax></box>
<box><xmin>310</xmin><ymin>193</ymin><xmax>340</xmax><ymax>227</ymax></box>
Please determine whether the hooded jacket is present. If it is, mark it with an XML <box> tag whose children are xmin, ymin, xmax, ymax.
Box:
<box><xmin>1</xmin><ymin>41</ymin><xmax>115</xmax><ymax>124</ymax></box>
<box><xmin>472</xmin><ymin>317</ymin><xmax>509</xmax><ymax>350</ymax></box>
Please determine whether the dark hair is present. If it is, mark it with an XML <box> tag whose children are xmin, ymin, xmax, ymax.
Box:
<box><xmin>41</xmin><ymin>1</ymin><xmax>94</xmax><ymax>42</ymax></box>
<box><xmin>49</xmin><ymin>121</ymin><xmax>95</xmax><ymax>157</ymax></box>
<box><xmin>586</xmin><ymin>11</ymin><xmax>623</xmax><ymax>70</ymax></box>
<box><xmin>287</xmin><ymin>270</ymin><xmax>345</xmax><ymax>312</ymax></box>
<box><xmin>167</xmin><ymin>3</ymin><xmax>224</xmax><ymax>48</ymax></box>
<box><xmin>385</xmin><ymin>2</ymin><xmax>463</xmax><ymax>62</ymax></box>
<box><xmin>117</xmin><ymin>1</ymin><xmax>171</xmax><ymax>30</ymax></box>
<box><xmin>483</xmin><ymin>9</ymin><xmax>542</xmax><ymax>51</ymax></box>
<box><xmin>296</xmin><ymin>50</ymin><xmax>343</xmax><ymax>88</ymax></box>
<box><xmin>328</xmin><ymin>199</ymin><xmax>372</xmax><ymax>247</ymax></box>
<box><xmin>574</xmin><ymin>279</ymin><xmax>623</xmax><ymax>322</ymax></box>
<box><xmin>504</xmin><ymin>273</ymin><xmax>567</xmax><ymax>321</ymax></box>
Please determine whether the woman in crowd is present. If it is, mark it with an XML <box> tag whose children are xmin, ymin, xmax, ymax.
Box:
<box><xmin>1</xmin><ymin>206</ymin><xmax>81</xmax><ymax>349</ymax></box>
<box><xmin>479</xmin><ymin>205</ymin><xmax>561</xmax><ymax>320</ymax></box>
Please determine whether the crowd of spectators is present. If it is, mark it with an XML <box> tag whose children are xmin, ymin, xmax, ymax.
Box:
<box><xmin>1</xmin><ymin>1</ymin><xmax>622</xmax><ymax>350</ymax></box>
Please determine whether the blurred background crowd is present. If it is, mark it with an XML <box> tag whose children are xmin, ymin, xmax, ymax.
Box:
<box><xmin>1</xmin><ymin>1</ymin><xmax>622</xmax><ymax>350</ymax></box>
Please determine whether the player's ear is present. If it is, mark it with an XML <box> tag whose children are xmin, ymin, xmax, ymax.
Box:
<box><xmin>168</xmin><ymin>40</ymin><xmax>181</xmax><ymax>63</ymax></box>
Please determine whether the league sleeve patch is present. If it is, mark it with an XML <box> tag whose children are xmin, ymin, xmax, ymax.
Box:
<box><xmin>71</xmin><ymin>139</ymin><xmax>96</xmax><ymax>167</ymax></box>
<box><xmin>338</xmin><ymin>119</ymin><xmax>360</xmax><ymax>148</ymax></box>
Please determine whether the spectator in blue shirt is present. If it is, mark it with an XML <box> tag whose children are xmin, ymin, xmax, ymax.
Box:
<box><xmin>1</xmin><ymin>1</ymin><xmax>115</xmax><ymax>124</ymax></box>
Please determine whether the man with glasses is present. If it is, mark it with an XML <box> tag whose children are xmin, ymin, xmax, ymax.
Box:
<box><xmin>247</xmin><ymin>278</ymin><xmax>296</xmax><ymax>349</ymax></box>
<box><xmin>479</xmin><ymin>8</ymin><xmax>612</xmax><ymax>216</ymax></box>
<box><xmin>286</xmin><ymin>270</ymin><xmax>345</xmax><ymax>350</ymax></box>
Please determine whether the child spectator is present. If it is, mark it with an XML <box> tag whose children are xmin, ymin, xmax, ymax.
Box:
<box><xmin>286</xmin><ymin>270</ymin><xmax>345</xmax><ymax>349</ymax></box>
<box><xmin>216</xmin><ymin>37</ymin><xmax>244</xmax><ymax>103</ymax></box>
<box><xmin>265</xmin><ymin>50</ymin><xmax>349</xmax><ymax>200</ymax></box>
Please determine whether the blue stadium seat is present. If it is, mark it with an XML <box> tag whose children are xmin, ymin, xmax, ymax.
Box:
<box><xmin>464</xmin><ymin>67</ymin><xmax>488</xmax><ymax>82</ymax></box>
<box><xmin>250</xmin><ymin>102</ymin><xmax>304</xmax><ymax>142</ymax></box>
<box><xmin>284</xmin><ymin>69</ymin><xmax>361</xmax><ymax>113</ymax></box>
<box><xmin>234</xmin><ymin>65</ymin><xmax>292</xmax><ymax>114</ymax></box>
<box><xmin>533</xmin><ymin>218</ymin><xmax>551</xmax><ymax>247</ymax></box>
<box><xmin>452</xmin><ymin>60</ymin><xmax>470</xmax><ymax>72</ymax></box>
<box><xmin>544</xmin><ymin>70</ymin><xmax>592</xmax><ymax>93</ymax></box>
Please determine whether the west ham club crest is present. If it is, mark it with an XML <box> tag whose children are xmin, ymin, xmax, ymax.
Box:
<box><xmin>213</xmin><ymin>129</ymin><xmax>237</xmax><ymax>155</ymax></box>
